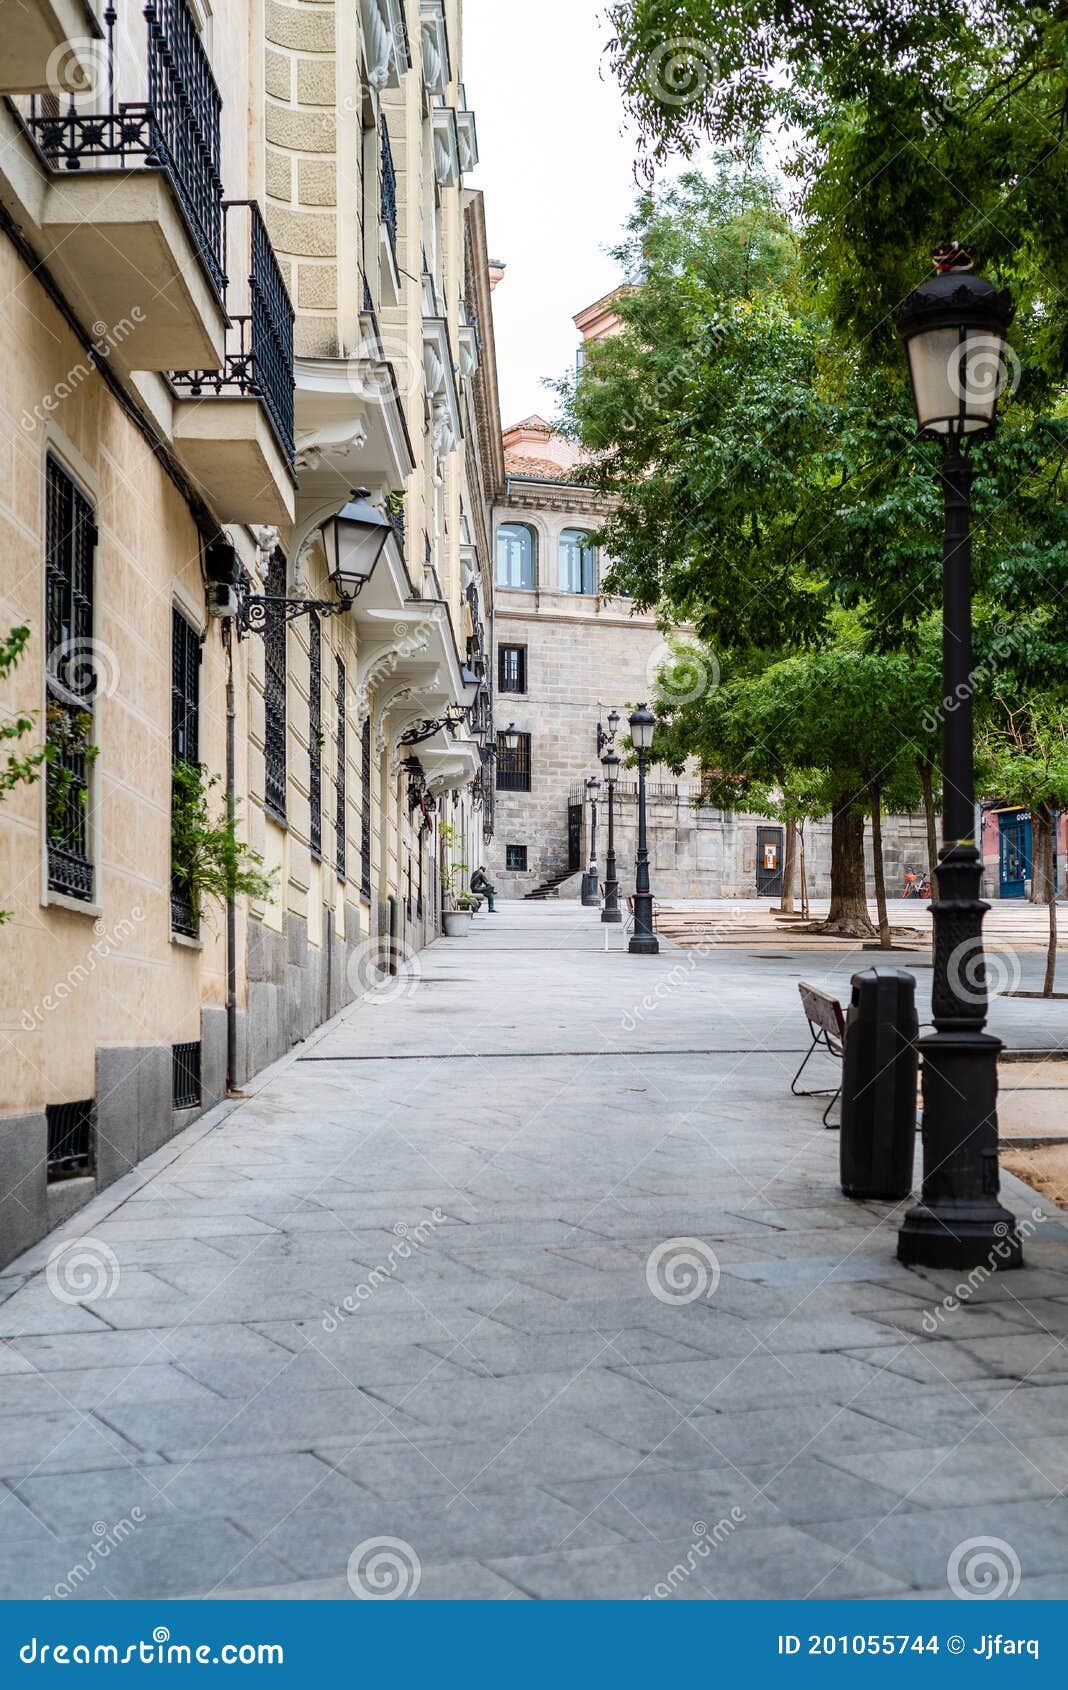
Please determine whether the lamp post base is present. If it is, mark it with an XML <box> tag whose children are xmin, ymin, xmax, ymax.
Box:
<box><xmin>628</xmin><ymin>933</ymin><xmax>660</xmax><ymax>955</ymax></box>
<box><xmin>581</xmin><ymin>868</ymin><xmax>599</xmax><ymax>907</ymax></box>
<box><xmin>897</xmin><ymin>1028</ymin><xmax>1023</xmax><ymax>1271</ymax></box>
<box><xmin>601</xmin><ymin>905</ymin><xmax>622</xmax><ymax>924</ymax></box>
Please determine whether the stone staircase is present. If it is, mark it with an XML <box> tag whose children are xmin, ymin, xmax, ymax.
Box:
<box><xmin>524</xmin><ymin>867</ymin><xmax>580</xmax><ymax>901</ymax></box>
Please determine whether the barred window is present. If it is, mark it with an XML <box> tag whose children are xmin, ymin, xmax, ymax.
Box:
<box><xmin>498</xmin><ymin>644</ymin><xmax>526</xmax><ymax>694</ymax></box>
<box><xmin>170</xmin><ymin>606</ymin><xmax>201</xmax><ymax>937</ymax></box>
<box><xmin>45</xmin><ymin>456</ymin><xmax>97</xmax><ymax>903</ymax></box>
<box><xmin>335</xmin><ymin>655</ymin><xmax>347</xmax><ymax>881</ymax></box>
<box><xmin>308</xmin><ymin>612</ymin><xmax>322</xmax><ymax>860</ymax></box>
<box><xmin>496</xmin><ymin>731</ymin><xmax>531</xmax><ymax>792</ymax></box>
<box><xmin>506</xmin><ymin>844</ymin><xmax>527</xmax><ymax>871</ymax></box>
<box><xmin>360</xmin><ymin>716</ymin><xmax>372</xmax><ymax>899</ymax></box>
<box><xmin>263</xmin><ymin>547</ymin><xmax>287</xmax><ymax>820</ymax></box>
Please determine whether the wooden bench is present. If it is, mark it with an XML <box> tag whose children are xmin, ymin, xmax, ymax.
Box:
<box><xmin>793</xmin><ymin>981</ymin><xmax>846</xmax><ymax>1128</ymax></box>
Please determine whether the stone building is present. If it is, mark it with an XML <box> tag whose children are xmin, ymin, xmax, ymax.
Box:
<box><xmin>0</xmin><ymin>0</ymin><xmax>502</xmax><ymax>1268</ymax></box>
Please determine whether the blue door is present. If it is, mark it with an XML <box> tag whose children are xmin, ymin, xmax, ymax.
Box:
<box><xmin>998</xmin><ymin>812</ymin><xmax>1030</xmax><ymax>898</ymax></box>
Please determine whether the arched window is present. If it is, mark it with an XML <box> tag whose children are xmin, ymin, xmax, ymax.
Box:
<box><xmin>496</xmin><ymin>523</ymin><xmax>536</xmax><ymax>589</ymax></box>
<box><xmin>559</xmin><ymin>529</ymin><xmax>596</xmax><ymax>594</ymax></box>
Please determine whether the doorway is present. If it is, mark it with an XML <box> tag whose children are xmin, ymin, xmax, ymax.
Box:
<box><xmin>756</xmin><ymin>825</ymin><xmax>784</xmax><ymax>897</ymax></box>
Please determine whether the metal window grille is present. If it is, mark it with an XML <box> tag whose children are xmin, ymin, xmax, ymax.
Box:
<box><xmin>406</xmin><ymin>855</ymin><xmax>412</xmax><ymax>922</ymax></box>
<box><xmin>335</xmin><ymin>655</ymin><xmax>347</xmax><ymax>881</ymax></box>
<box><xmin>496</xmin><ymin>731</ymin><xmax>531</xmax><ymax>792</ymax></box>
<box><xmin>380</xmin><ymin>114</ymin><xmax>398</xmax><ymax>259</ymax></box>
<box><xmin>172</xmin><ymin>1041</ymin><xmax>202</xmax><ymax>1109</ymax></box>
<box><xmin>360</xmin><ymin>716</ymin><xmax>372</xmax><ymax>898</ymax></box>
<box><xmin>498</xmin><ymin>644</ymin><xmax>526</xmax><ymax>694</ymax></box>
<box><xmin>263</xmin><ymin>548</ymin><xmax>287</xmax><ymax>820</ymax></box>
<box><xmin>45</xmin><ymin>456</ymin><xmax>96</xmax><ymax>902</ymax></box>
<box><xmin>46</xmin><ymin>1098</ymin><xmax>95</xmax><ymax>1182</ymax></box>
<box><xmin>170</xmin><ymin>606</ymin><xmax>201</xmax><ymax>936</ymax></box>
<box><xmin>506</xmin><ymin>844</ymin><xmax>527</xmax><ymax>871</ymax></box>
<box><xmin>308</xmin><ymin>611</ymin><xmax>322</xmax><ymax>859</ymax></box>
<box><xmin>29</xmin><ymin>0</ymin><xmax>224</xmax><ymax>295</ymax></box>
<box><xmin>417</xmin><ymin>837</ymin><xmax>423</xmax><ymax>918</ymax></box>
<box><xmin>388</xmin><ymin>492</ymin><xmax>406</xmax><ymax>560</ymax></box>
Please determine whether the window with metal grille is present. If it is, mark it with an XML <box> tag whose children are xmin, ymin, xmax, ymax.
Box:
<box><xmin>170</xmin><ymin>606</ymin><xmax>201</xmax><ymax>936</ymax></box>
<box><xmin>172</xmin><ymin>1041</ymin><xmax>202</xmax><ymax>1109</ymax></box>
<box><xmin>335</xmin><ymin>655</ymin><xmax>347</xmax><ymax>881</ymax></box>
<box><xmin>506</xmin><ymin>844</ymin><xmax>527</xmax><ymax>871</ymax></box>
<box><xmin>45</xmin><ymin>1098</ymin><xmax>95</xmax><ymax>1182</ymax></box>
<box><xmin>405</xmin><ymin>855</ymin><xmax>412</xmax><ymax>922</ymax></box>
<box><xmin>263</xmin><ymin>547</ymin><xmax>287</xmax><ymax>820</ymax></box>
<box><xmin>498</xmin><ymin>644</ymin><xmax>526</xmax><ymax>694</ymax></box>
<box><xmin>45</xmin><ymin>456</ymin><xmax>97</xmax><ymax>903</ymax></box>
<box><xmin>417</xmin><ymin>836</ymin><xmax>423</xmax><ymax>918</ymax></box>
<box><xmin>360</xmin><ymin>716</ymin><xmax>372</xmax><ymax>898</ymax></box>
<box><xmin>496</xmin><ymin>731</ymin><xmax>531</xmax><ymax>792</ymax></box>
<box><xmin>308</xmin><ymin>611</ymin><xmax>322</xmax><ymax>860</ymax></box>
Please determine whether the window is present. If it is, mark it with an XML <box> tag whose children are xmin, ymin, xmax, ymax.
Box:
<box><xmin>46</xmin><ymin>1099</ymin><xmax>95</xmax><ymax>1182</ymax></box>
<box><xmin>45</xmin><ymin>456</ymin><xmax>97</xmax><ymax>902</ymax></box>
<box><xmin>171</xmin><ymin>606</ymin><xmax>201</xmax><ymax>937</ymax></box>
<box><xmin>559</xmin><ymin>529</ymin><xmax>596</xmax><ymax>594</ymax></box>
<box><xmin>496</xmin><ymin>731</ymin><xmax>531</xmax><ymax>792</ymax></box>
<box><xmin>263</xmin><ymin>547</ymin><xmax>287</xmax><ymax>820</ymax></box>
<box><xmin>308</xmin><ymin>612</ymin><xmax>322</xmax><ymax>860</ymax></box>
<box><xmin>172</xmin><ymin>1042</ymin><xmax>202</xmax><ymax>1110</ymax></box>
<box><xmin>496</xmin><ymin>523</ymin><xmax>535</xmax><ymax>590</ymax></box>
<box><xmin>498</xmin><ymin>644</ymin><xmax>527</xmax><ymax>694</ymax></box>
<box><xmin>335</xmin><ymin>655</ymin><xmax>347</xmax><ymax>881</ymax></box>
<box><xmin>506</xmin><ymin>844</ymin><xmax>527</xmax><ymax>871</ymax></box>
<box><xmin>360</xmin><ymin>716</ymin><xmax>372</xmax><ymax>898</ymax></box>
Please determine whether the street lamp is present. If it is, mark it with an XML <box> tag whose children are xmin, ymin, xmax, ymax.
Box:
<box><xmin>894</xmin><ymin>244</ymin><xmax>1021</xmax><ymax>1270</ymax></box>
<box><xmin>582</xmin><ymin>776</ymin><xmax>602</xmax><ymax>906</ymax></box>
<box><xmin>600</xmin><ymin>747</ymin><xmax>622</xmax><ymax>923</ymax></box>
<box><xmin>628</xmin><ymin>704</ymin><xmax>659</xmax><ymax>955</ymax></box>
<box><xmin>501</xmin><ymin>722</ymin><xmax>520</xmax><ymax>752</ymax></box>
<box><xmin>321</xmin><ymin>490</ymin><xmax>394</xmax><ymax>598</ymax></box>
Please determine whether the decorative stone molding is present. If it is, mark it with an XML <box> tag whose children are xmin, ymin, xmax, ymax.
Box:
<box><xmin>420</xmin><ymin>0</ymin><xmax>449</xmax><ymax>96</ymax></box>
<box><xmin>361</xmin><ymin>0</ymin><xmax>407</xmax><ymax>90</ymax></box>
<box><xmin>455</xmin><ymin>104</ymin><xmax>478</xmax><ymax>173</ymax></box>
<box><xmin>431</xmin><ymin>109</ymin><xmax>460</xmax><ymax>187</ymax></box>
<box><xmin>422</xmin><ymin>317</ymin><xmax>461</xmax><ymax>458</ymax></box>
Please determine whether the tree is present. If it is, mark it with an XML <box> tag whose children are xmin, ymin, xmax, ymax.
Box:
<box><xmin>606</xmin><ymin>3</ymin><xmax>1068</xmax><ymax>375</ymax></box>
<box><xmin>979</xmin><ymin>700</ymin><xmax>1068</xmax><ymax>997</ymax></box>
<box><xmin>0</xmin><ymin>627</ymin><xmax>49</xmax><ymax>923</ymax></box>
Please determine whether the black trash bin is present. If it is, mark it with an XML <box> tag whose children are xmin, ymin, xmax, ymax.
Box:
<box><xmin>839</xmin><ymin>968</ymin><xmax>919</xmax><ymax>1200</ymax></box>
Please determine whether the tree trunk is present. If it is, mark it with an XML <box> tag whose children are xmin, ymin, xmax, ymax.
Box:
<box><xmin>918</xmin><ymin>757</ymin><xmax>938</xmax><ymax>888</ymax></box>
<box><xmin>778</xmin><ymin>821</ymin><xmax>797</xmax><ymax>914</ymax></box>
<box><xmin>1032</xmin><ymin>807</ymin><xmax>1052</xmax><ymax>908</ymax></box>
<box><xmin>870</xmin><ymin>785</ymin><xmax>892</xmax><ymax>949</ymax></box>
<box><xmin>815</xmin><ymin>798</ymin><xmax>875</xmax><ymax>936</ymax></box>
<box><xmin>1038</xmin><ymin>803</ymin><xmax>1058</xmax><ymax>997</ymax></box>
<box><xmin>799</xmin><ymin>823</ymin><xmax>809</xmax><ymax>919</ymax></box>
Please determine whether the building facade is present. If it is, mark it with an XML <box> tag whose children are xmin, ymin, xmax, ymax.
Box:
<box><xmin>0</xmin><ymin>0</ymin><xmax>502</xmax><ymax>1268</ymax></box>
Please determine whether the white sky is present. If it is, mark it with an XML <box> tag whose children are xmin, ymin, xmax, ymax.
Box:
<box><xmin>462</xmin><ymin>0</ymin><xmax>643</xmax><ymax>427</ymax></box>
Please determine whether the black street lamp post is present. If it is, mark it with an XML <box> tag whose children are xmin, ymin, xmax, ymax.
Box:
<box><xmin>628</xmin><ymin>704</ymin><xmax>659</xmax><ymax>955</ymax></box>
<box><xmin>581</xmin><ymin>776</ymin><xmax>601</xmax><ymax>906</ymax></box>
<box><xmin>601</xmin><ymin>747</ymin><xmax>622</xmax><ymax>922</ymax></box>
<box><xmin>894</xmin><ymin>245</ymin><xmax>1022</xmax><ymax>1270</ymax></box>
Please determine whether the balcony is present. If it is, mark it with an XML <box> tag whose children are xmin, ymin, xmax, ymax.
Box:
<box><xmin>431</xmin><ymin>108</ymin><xmax>460</xmax><ymax>187</ymax></box>
<box><xmin>361</xmin><ymin>0</ymin><xmax>408</xmax><ymax>90</ymax></box>
<box><xmin>23</xmin><ymin>0</ymin><xmax>226</xmax><ymax>370</ymax></box>
<box><xmin>170</xmin><ymin>200</ymin><xmax>295</xmax><ymax>526</ymax></box>
<box><xmin>455</xmin><ymin>94</ymin><xmax>478</xmax><ymax>172</ymax></box>
<box><xmin>378</xmin><ymin>114</ymin><xmax>400</xmax><ymax>306</ymax></box>
<box><xmin>0</xmin><ymin>0</ymin><xmax>103</xmax><ymax>95</ymax></box>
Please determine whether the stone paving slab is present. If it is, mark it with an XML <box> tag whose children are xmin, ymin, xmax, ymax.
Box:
<box><xmin>1</xmin><ymin>901</ymin><xmax>1067</xmax><ymax>1600</ymax></box>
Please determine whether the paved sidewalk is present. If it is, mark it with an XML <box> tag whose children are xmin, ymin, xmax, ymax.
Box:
<box><xmin>1</xmin><ymin>902</ymin><xmax>1068</xmax><ymax>1600</ymax></box>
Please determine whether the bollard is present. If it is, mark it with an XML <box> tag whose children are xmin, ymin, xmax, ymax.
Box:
<box><xmin>839</xmin><ymin>968</ymin><xmax>919</xmax><ymax>1200</ymax></box>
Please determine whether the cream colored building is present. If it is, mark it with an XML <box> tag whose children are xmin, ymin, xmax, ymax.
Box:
<box><xmin>0</xmin><ymin>0</ymin><xmax>502</xmax><ymax>1267</ymax></box>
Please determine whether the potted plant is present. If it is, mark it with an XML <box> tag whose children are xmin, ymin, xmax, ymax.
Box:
<box><xmin>439</xmin><ymin>825</ymin><xmax>472</xmax><ymax>935</ymax></box>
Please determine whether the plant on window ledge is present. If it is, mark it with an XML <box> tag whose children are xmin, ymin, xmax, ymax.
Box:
<box><xmin>437</xmin><ymin>820</ymin><xmax>469</xmax><ymax>909</ymax></box>
<box><xmin>171</xmin><ymin>760</ymin><xmax>277</xmax><ymax>929</ymax></box>
<box><xmin>1</xmin><ymin>627</ymin><xmax>49</xmax><ymax>921</ymax></box>
<box><xmin>45</xmin><ymin>695</ymin><xmax>98</xmax><ymax>847</ymax></box>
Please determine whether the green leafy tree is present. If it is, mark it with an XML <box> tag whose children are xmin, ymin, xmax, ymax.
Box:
<box><xmin>979</xmin><ymin>700</ymin><xmax>1068</xmax><ymax>995</ymax></box>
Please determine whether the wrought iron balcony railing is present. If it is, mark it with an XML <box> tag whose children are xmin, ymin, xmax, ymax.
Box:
<box><xmin>380</xmin><ymin>114</ymin><xmax>398</xmax><ymax>261</ymax></box>
<box><xmin>170</xmin><ymin>199</ymin><xmax>295</xmax><ymax>463</ymax></box>
<box><xmin>27</xmin><ymin>0</ymin><xmax>225</xmax><ymax>296</ymax></box>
